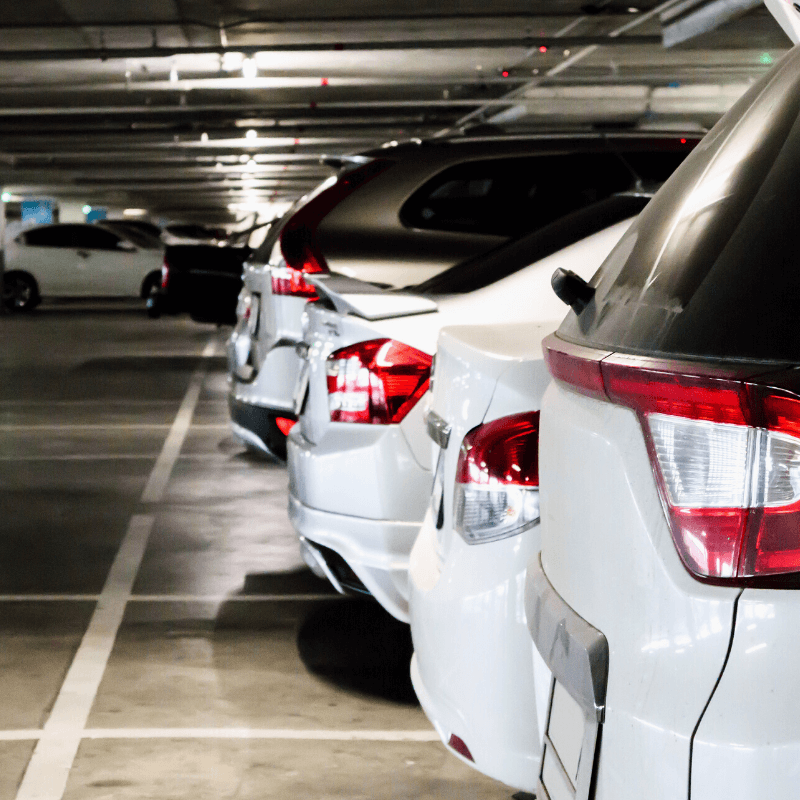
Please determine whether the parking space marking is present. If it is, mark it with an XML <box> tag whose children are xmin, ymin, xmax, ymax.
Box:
<box><xmin>14</xmin><ymin>513</ymin><xmax>156</xmax><ymax>800</ymax></box>
<box><xmin>0</xmin><ymin>455</ymin><xmax>159</xmax><ymax>461</ymax></box>
<box><xmin>0</xmin><ymin>729</ymin><xmax>438</xmax><ymax>742</ymax></box>
<box><xmin>0</xmin><ymin>594</ymin><xmax>338</xmax><ymax>602</ymax></box>
<box><xmin>81</xmin><ymin>729</ymin><xmax>439</xmax><ymax>741</ymax></box>
<box><xmin>0</xmin><ymin>424</ymin><xmax>229</xmax><ymax>431</ymax></box>
<box><xmin>15</xmin><ymin>340</ymin><xmax>215</xmax><ymax>800</ymax></box>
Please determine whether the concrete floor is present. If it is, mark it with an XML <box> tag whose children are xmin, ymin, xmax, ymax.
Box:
<box><xmin>0</xmin><ymin>302</ymin><xmax>517</xmax><ymax>800</ymax></box>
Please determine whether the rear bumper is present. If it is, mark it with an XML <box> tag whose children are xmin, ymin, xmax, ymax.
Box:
<box><xmin>286</xmin><ymin>422</ymin><xmax>432</xmax><ymax>622</ymax></box>
<box><xmin>289</xmin><ymin>495</ymin><xmax>418</xmax><ymax>621</ymax></box>
<box><xmin>227</xmin><ymin>396</ymin><xmax>293</xmax><ymax>461</ymax></box>
<box><xmin>408</xmin><ymin>509</ymin><xmax>544</xmax><ymax>792</ymax></box>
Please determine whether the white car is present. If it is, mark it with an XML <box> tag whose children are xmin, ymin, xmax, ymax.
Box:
<box><xmin>528</xmin><ymin>41</ymin><xmax>800</xmax><ymax>800</ymax></box>
<box><xmin>408</xmin><ymin>320</ymin><xmax>556</xmax><ymax>793</ymax></box>
<box><xmin>227</xmin><ymin>135</ymin><xmax>697</xmax><ymax>459</ymax></box>
<box><xmin>3</xmin><ymin>223</ymin><xmax>163</xmax><ymax>310</ymax></box>
<box><xmin>286</xmin><ymin>194</ymin><xmax>649</xmax><ymax>623</ymax></box>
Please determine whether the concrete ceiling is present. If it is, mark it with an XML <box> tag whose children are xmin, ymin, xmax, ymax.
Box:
<box><xmin>0</xmin><ymin>0</ymin><xmax>791</xmax><ymax>222</ymax></box>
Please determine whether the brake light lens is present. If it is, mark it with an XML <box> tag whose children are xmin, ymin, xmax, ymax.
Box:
<box><xmin>161</xmin><ymin>258</ymin><xmax>170</xmax><ymax>289</ymax></box>
<box><xmin>545</xmin><ymin>336</ymin><xmax>800</xmax><ymax>582</ymax></box>
<box><xmin>326</xmin><ymin>339</ymin><xmax>432</xmax><ymax>425</ymax></box>
<box><xmin>273</xmin><ymin>159</ymin><xmax>392</xmax><ymax>298</ymax></box>
<box><xmin>271</xmin><ymin>266</ymin><xmax>319</xmax><ymax>299</ymax></box>
<box><xmin>454</xmin><ymin>412</ymin><xmax>540</xmax><ymax>545</ymax></box>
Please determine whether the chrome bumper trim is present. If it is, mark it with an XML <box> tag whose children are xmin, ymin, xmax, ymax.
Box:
<box><xmin>425</xmin><ymin>409</ymin><xmax>451</xmax><ymax>449</ymax></box>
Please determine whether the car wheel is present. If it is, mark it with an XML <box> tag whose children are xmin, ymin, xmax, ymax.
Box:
<box><xmin>2</xmin><ymin>272</ymin><xmax>40</xmax><ymax>312</ymax></box>
<box><xmin>140</xmin><ymin>271</ymin><xmax>161</xmax><ymax>300</ymax></box>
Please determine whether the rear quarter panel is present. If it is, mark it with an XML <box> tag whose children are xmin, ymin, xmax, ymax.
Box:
<box><xmin>539</xmin><ymin>381</ymin><xmax>739</xmax><ymax>800</ymax></box>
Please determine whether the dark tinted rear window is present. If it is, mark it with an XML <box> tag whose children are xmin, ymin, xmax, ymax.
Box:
<box><xmin>413</xmin><ymin>194</ymin><xmax>651</xmax><ymax>295</ymax></box>
<box><xmin>400</xmin><ymin>154</ymin><xmax>634</xmax><ymax>237</ymax></box>
<box><xmin>558</xmin><ymin>47</ymin><xmax>800</xmax><ymax>364</ymax></box>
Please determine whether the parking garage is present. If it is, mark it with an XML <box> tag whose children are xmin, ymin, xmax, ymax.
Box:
<box><xmin>0</xmin><ymin>3</ymin><xmax>797</xmax><ymax>800</ymax></box>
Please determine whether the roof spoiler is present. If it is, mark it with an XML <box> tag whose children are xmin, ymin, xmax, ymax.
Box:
<box><xmin>306</xmin><ymin>274</ymin><xmax>437</xmax><ymax>321</ymax></box>
<box><xmin>764</xmin><ymin>0</ymin><xmax>800</xmax><ymax>43</ymax></box>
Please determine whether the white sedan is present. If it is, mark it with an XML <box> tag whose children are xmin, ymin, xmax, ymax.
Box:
<box><xmin>3</xmin><ymin>223</ymin><xmax>163</xmax><ymax>310</ymax></box>
<box><xmin>285</xmin><ymin>194</ymin><xmax>648</xmax><ymax>621</ymax></box>
<box><xmin>408</xmin><ymin>319</ymin><xmax>557</xmax><ymax>793</ymax></box>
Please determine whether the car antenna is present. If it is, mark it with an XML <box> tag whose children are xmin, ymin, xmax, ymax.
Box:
<box><xmin>551</xmin><ymin>268</ymin><xmax>595</xmax><ymax>314</ymax></box>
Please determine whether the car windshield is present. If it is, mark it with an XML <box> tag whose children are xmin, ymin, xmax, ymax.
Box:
<box><xmin>411</xmin><ymin>193</ymin><xmax>652</xmax><ymax>295</ymax></box>
<box><xmin>558</xmin><ymin>46</ymin><xmax>800</xmax><ymax>364</ymax></box>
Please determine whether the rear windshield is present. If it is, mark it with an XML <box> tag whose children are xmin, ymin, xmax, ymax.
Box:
<box><xmin>558</xmin><ymin>46</ymin><xmax>800</xmax><ymax>364</ymax></box>
<box><xmin>412</xmin><ymin>193</ymin><xmax>651</xmax><ymax>295</ymax></box>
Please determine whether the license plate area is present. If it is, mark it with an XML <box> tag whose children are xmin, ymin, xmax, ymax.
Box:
<box><xmin>526</xmin><ymin>554</ymin><xmax>608</xmax><ymax>800</ymax></box>
<box><xmin>539</xmin><ymin>679</ymin><xmax>600</xmax><ymax>800</ymax></box>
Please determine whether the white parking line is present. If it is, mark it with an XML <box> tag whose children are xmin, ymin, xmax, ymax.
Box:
<box><xmin>0</xmin><ymin>424</ymin><xmax>229</xmax><ymax>431</ymax></box>
<box><xmin>15</xmin><ymin>340</ymin><xmax>214</xmax><ymax>800</ymax></box>
<box><xmin>0</xmin><ymin>729</ymin><xmax>439</xmax><ymax>742</ymax></box>
<box><xmin>14</xmin><ymin>514</ymin><xmax>156</xmax><ymax>800</ymax></box>
<box><xmin>0</xmin><ymin>455</ymin><xmax>158</xmax><ymax>461</ymax></box>
<box><xmin>0</xmin><ymin>594</ymin><xmax>338</xmax><ymax>603</ymax></box>
<box><xmin>81</xmin><ymin>728</ymin><xmax>440</xmax><ymax>741</ymax></box>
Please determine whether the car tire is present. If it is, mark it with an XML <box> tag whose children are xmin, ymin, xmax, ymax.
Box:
<box><xmin>140</xmin><ymin>270</ymin><xmax>161</xmax><ymax>300</ymax></box>
<box><xmin>2</xmin><ymin>271</ymin><xmax>40</xmax><ymax>312</ymax></box>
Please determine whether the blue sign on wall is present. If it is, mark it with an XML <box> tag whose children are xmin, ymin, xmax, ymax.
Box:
<box><xmin>21</xmin><ymin>200</ymin><xmax>54</xmax><ymax>225</ymax></box>
<box><xmin>85</xmin><ymin>207</ymin><xmax>107</xmax><ymax>223</ymax></box>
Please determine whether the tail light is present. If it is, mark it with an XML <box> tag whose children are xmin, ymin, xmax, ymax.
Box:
<box><xmin>447</xmin><ymin>734</ymin><xmax>474</xmax><ymax>762</ymax></box>
<box><xmin>273</xmin><ymin>159</ymin><xmax>392</xmax><ymax>299</ymax></box>
<box><xmin>326</xmin><ymin>339</ymin><xmax>432</xmax><ymax>425</ymax></box>
<box><xmin>454</xmin><ymin>412</ymin><xmax>540</xmax><ymax>544</ymax></box>
<box><xmin>275</xmin><ymin>417</ymin><xmax>296</xmax><ymax>436</ymax></box>
<box><xmin>161</xmin><ymin>258</ymin><xmax>170</xmax><ymax>289</ymax></box>
<box><xmin>545</xmin><ymin>336</ymin><xmax>800</xmax><ymax>583</ymax></box>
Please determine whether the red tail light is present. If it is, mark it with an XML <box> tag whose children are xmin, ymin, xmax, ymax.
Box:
<box><xmin>161</xmin><ymin>258</ymin><xmax>170</xmax><ymax>289</ymax></box>
<box><xmin>447</xmin><ymin>734</ymin><xmax>474</xmax><ymax>762</ymax></box>
<box><xmin>454</xmin><ymin>412</ymin><xmax>540</xmax><ymax>544</ymax></box>
<box><xmin>275</xmin><ymin>417</ymin><xmax>296</xmax><ymax>436</ymax></box>
<box><xmin>545</xmin><ymin>335</ymin><xmax>800</xmax><ymax>583</ymax></box>
<box><xmin>273</xmin><ymin>159</ymin><xmax>392</xmax><ymax>299</ymax></box>
<box><xmin>326</xmin><ymin>339</ymin><xmax>432</xmax><ymax>425</ymax></box>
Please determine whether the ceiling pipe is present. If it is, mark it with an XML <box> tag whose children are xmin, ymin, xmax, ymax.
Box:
<box><xmin>0</xmin><ymin>35</ymin><xmax>661</xmax><ymax>62</ymax></box>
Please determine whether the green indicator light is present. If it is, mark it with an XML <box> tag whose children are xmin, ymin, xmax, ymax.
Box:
<box><xmin>761</xmin><ymin>53</ymin><xmax>773</xmax><ymax>65</ymax></box>
<box><xmin>1</xmin><ymin>192</ymin><xmax>11</xmax><ymax>203</ymax></box>
<box><xmin>82</xmin><ymin>205</ymin><xmax>92</xmax><ymax>215</ymax></box>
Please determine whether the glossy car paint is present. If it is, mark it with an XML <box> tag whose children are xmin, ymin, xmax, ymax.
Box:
<box><xmin>692</xmin><ymin>591</ymin><xmax>800</xmax><ymax>798</ymax></box>
<box><xmin>535</xmin><ymin>378</ymin><xmax>739</xmax><ymax>800</ymax></box>
<box><xmin>228</xmin><ymin>133</ymin><xmax>695</xmax><ymax>458</ymax></box>
<box><xmin>529</xmin><ymin>36</ymin><xmax>800</xmax><ymax>800</ymax></box>
<box><xmin>7</xmin><ymin>224</ymin><xmax>161</xmax><ymax>298</ymax></box>
<box><xmin>287</xmin><ymin>220</ymin><xmax>633</xmax><ymax>620</ymax></box>
<box><xmin>408</xmin><ymin>321</ymin><xmax>557</xmax><ymax>792</ymax></box>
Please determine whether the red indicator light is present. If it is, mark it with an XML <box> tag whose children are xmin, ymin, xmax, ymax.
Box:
<box><xmin>502</xmin><ymin>70</ymin><xmax>510</xmax><ymax>78</ymax></box>
<box><xmin>275</xmin><ymin>417</ymin><xmax>296</xmax><ymax>436</ymax></box>
<box><xmin>448</xmin><ymin>734</ymin><xmax>474</xmax><ymax>762</ymax></box>
<box><xmin>681</xmin><ymin>138</ymin><xmax>687</xmax><ymax>143</ymax></box>
<box><xmin>539</xmin><ymin>45</ymin><xmax>548</xmax><ymax>53</ymax></box>
<box><xmin>321</xmin><ymin>78</ymin><xmax>329</xmax><ymax>86</ymax></box>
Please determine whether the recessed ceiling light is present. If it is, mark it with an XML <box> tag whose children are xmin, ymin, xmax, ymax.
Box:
<box><xmin>242</xmin><ymin>57</ymin><xmax>257</xmax><ymax>80</ymax></box>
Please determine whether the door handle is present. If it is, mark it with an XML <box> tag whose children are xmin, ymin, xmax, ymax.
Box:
<box><xmin>77</xmin><ymin>250</ymin><xmax>90</xmax><ymax>258</ymax></box>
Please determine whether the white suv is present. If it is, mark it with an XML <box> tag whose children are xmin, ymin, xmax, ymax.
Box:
<box><xmin>528</xmin><ymin>42</ymin><xmax>800</xmax><ymax>800</ymax></box>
